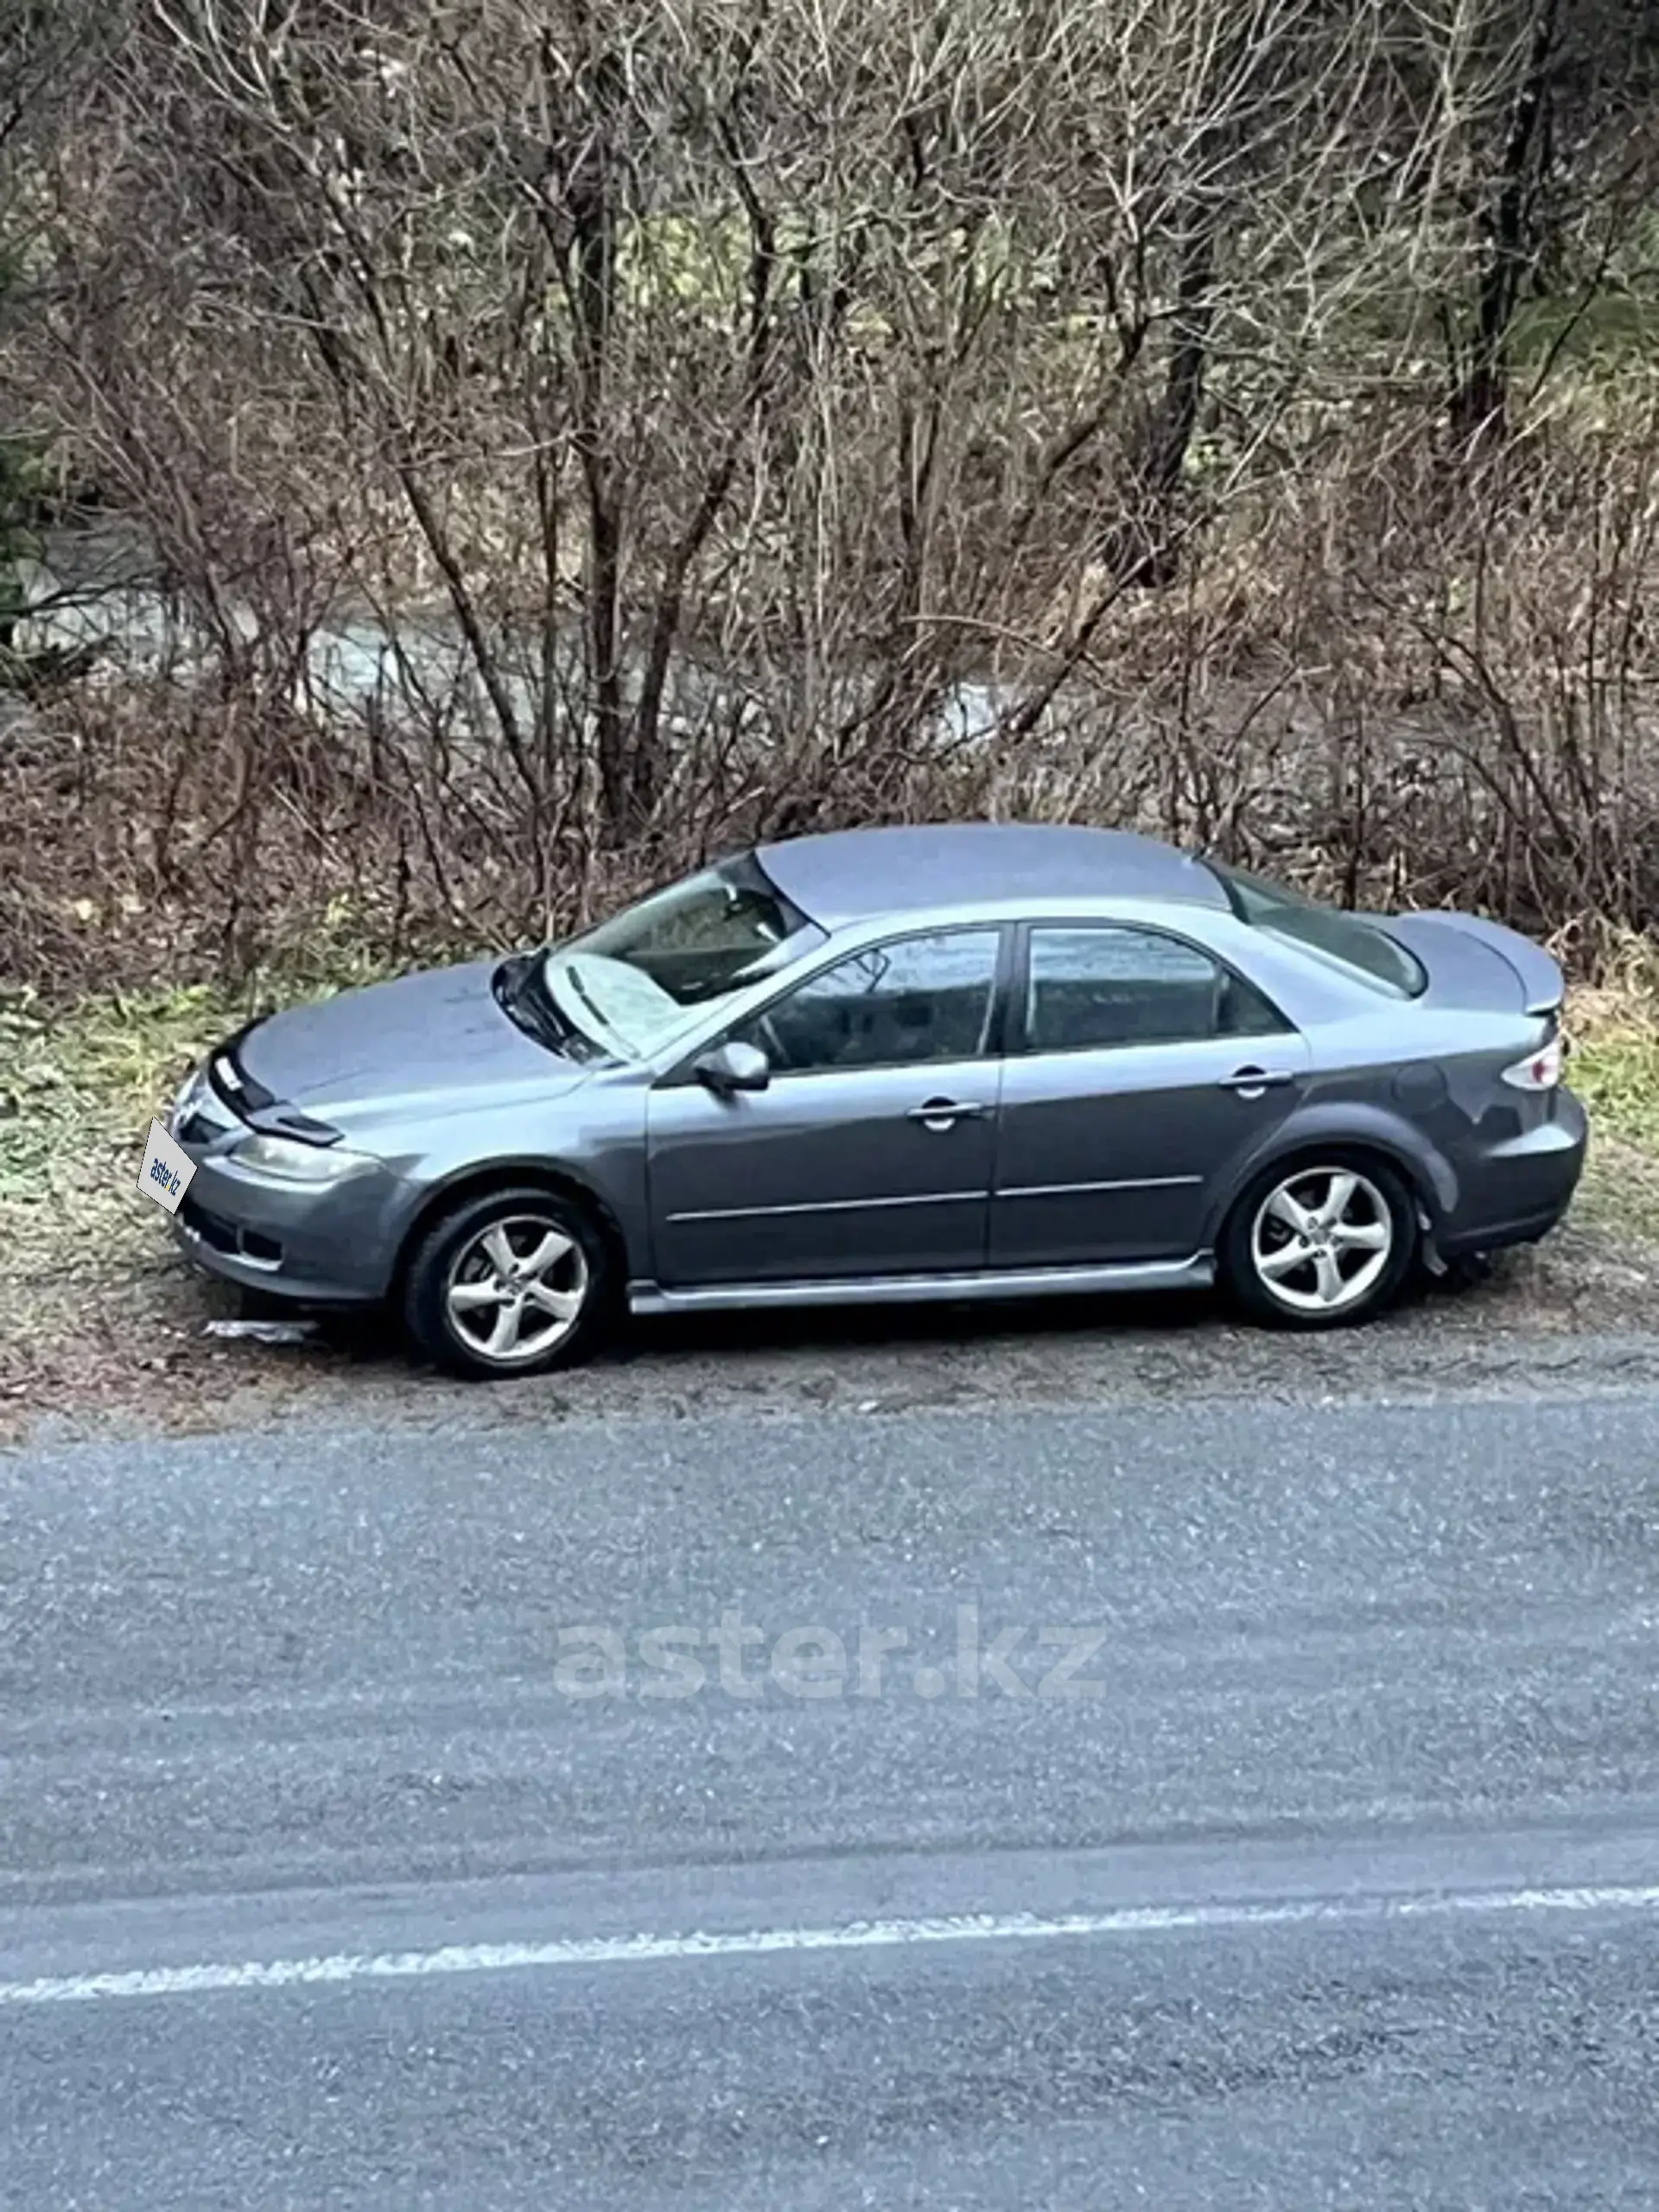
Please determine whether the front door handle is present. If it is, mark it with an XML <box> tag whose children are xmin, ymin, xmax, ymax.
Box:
<box><xmin>906</xmin><ymin>1096</ymin><xmax>988</xmax><ymax>1128</ymax></box>
<box><xmin>1218</xmin><ymin>1065</ymin><xmax>1296</xmax><ymax>1096</ymax></box>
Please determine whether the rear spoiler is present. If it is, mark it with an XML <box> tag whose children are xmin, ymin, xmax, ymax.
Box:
<box><xmin>1394</xmin><ymin>911</ymin><xmax>1564</xmax><ymax>1018</ymax></box>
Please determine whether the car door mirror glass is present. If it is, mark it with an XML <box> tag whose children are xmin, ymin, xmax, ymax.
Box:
<box><xmin>694</xmin><ymin>1039</ymin><xmax>771</xmax><ymax>1096</ymax></box>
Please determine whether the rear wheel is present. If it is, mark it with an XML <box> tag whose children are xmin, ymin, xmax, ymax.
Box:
<box><xmin>1222</xmin><ymin>1155</ymin><xmax>1417</xmax><ymax>1330</ymax></box>
<box><xmin>403</xmin><ymin>1186</ymin><xmax>613</xmax><ymax>1379</ymax></box>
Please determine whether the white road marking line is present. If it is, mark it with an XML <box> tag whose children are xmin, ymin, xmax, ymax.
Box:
<box><xmin>4</xmin><ymin>1885</ymin><xmax>1657</xmax><ymax>2007</ymax></box>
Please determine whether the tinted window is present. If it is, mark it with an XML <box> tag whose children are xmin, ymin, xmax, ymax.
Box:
<box><xmin>740</xmin><ymin>930</ymin><xmax>1001</xmax><ymax>1075</ymax></box>
<box><xmin>1024</xmin><ymin>926</ymin><xmax>1287</xmax><ymax>1052</ymax></box>
<box><xmin>1204</xmin><ymin>862</ymin><xmax>1427</xmax><ymax>1000</ymax></box>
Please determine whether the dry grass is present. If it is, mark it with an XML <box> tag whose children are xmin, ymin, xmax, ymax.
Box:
<box><xmin>1561</xmin><ymin>930</ymin><xmax>1659</xmax><ymax>1243</ymax></box>
<box><xmin>0</xmin><ymin>938</ymin><xmax>414</xmax><ymax>1414</ymax></box>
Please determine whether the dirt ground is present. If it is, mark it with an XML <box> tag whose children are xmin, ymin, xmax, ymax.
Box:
<box><xmin>6</xmin><ymin>1192</ymin><xmax>1659</xmax><ymax>1452</ymax></box>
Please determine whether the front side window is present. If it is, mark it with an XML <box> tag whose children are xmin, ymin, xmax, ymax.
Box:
<box><xmin>1023</xmin><ymin>925</ymin><xmax>1288</xmax><ymax>1052</ymax></box>
<box><xmin>1204</xmin><ymin>861</ymin><xmax>1427</xmax><ymax>1000</ymax></box>
<box><xmin>735</xmin><ymin>929</ymin><xmax>1002</xmax><ymax>1076</ymax></box>
<box><xmin>540</xmin><ymin>852</ymin><xmax>826</xmax><ymax>1060</ymax></box>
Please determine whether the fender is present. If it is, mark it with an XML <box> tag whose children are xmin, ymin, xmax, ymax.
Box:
<box><xmin>1202</xmin><ymin>1100</ymin><xmax>1460</xmax><ymax>1249</ymax></box>
<box><xmin>390</xmin><ymin>1153</ymin><xmax>643</xmax><ymax>1287</ymax></box>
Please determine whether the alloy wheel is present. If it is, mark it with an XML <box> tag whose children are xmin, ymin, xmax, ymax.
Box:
<box><xmin>1249</xmin><ymin>1166</ymin><xmax>1395</xmax><ymax>1317</ymax></box>
<box><xmin>443</xmin><ymin>1214</ymin><xmax>591</xmax><ymax>1366</ymax></box>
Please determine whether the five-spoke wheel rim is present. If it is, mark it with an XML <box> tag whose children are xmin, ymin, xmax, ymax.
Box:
<box><xmin>444</xmin><ymin>1215</ymin><xmax>589</xmax><ymax>1365</ymax></box>
<box><xmin>1250</xmin><ymin>1166</ymin><xmax>1394</xmax><ymax>1316</ymax></box>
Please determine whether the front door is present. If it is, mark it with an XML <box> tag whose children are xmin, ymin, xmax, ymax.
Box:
<box><xmin>647</xmin><ymin>928</ymin><xmax>1007</xmax><ymax>1287</ymax></box>
<box><xmin>989</xmin><ymin>922</ymin><xmax>1311</xmax><ymax>1267</ymax></box>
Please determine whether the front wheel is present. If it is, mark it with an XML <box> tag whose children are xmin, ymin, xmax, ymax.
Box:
<box><xmin>403</xmin><ymin>1186</ymin><xmax>614</xmax><ymax>1379</ymax></box>
<box><xmin>1221</xmin><ymin>1155</ymin><xmax>1417</xmax><ymax>1331</ymax></box>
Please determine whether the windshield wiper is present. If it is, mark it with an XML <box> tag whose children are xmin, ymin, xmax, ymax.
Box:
<box><xmin>558</xmin><ymin>958</ymin><xmax>612</xmax><ymax>1039</ymax></box>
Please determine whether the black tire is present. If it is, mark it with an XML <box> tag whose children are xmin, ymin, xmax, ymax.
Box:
<box><xmin>402</xmin><ymin>1185</ymin><xmax>615</xmax><ymax>1380</ymax></box>
<box><xmin>1220</xmin><ymin>1151</ymin><xmax>1419</xmax><ymax>1332</ymax></box>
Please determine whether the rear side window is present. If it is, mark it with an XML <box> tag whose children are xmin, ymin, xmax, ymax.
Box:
<box><xmin>1205</xmin><ymin>863</ymin><xmax>1427</xmax><ymax>1000</ymax></box>
<box><xmin>1023</xmin><ymin>925</ymin><xmax>1289</xmax><ymax>1052</ymax></box>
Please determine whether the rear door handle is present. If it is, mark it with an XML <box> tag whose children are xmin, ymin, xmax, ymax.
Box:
<box><xmin>1218</xmin><ymin>1065</ymin><xmax>1296</xmax><ymax>1095</ymax></box>
<box><xmin>906</xmin><ymin>1097</ymin><xmax>988</xmax><ymax>1127</ymax></box>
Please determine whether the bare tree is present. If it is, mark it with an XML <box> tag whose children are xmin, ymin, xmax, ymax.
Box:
<box><xmin>3</xmin><ymin>0</ymin><xmax>1659</xmax><ymax>990</ymax></box>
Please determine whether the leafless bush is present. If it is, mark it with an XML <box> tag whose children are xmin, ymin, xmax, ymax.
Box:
<box><xmin>2</xmin><ymin>0</ymin><xmax>1658</xmax><ymax>992</ymax></box>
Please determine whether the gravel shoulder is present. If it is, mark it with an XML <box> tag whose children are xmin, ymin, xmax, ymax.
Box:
<box><xmin>6</xmin><ymin>1207</ymin><xmax>1659</xmax><ymax>1451</ymax></box>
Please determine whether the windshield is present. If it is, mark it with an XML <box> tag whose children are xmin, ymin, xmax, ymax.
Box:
<box><xmin>541</xmin><ymin>852</ymin><xmax>827</xmax><ymax>1060</ymax></box>
<box><xmin>1205</xmin><ymin>862</ymin><xmax>1427</xmax><ymax>1000</ymax></box>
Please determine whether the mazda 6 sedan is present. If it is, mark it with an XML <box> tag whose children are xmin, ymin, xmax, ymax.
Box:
<box><xmin>165</xmin><ymin>823</ymin><xmax>1586</xmax><ymax>1378</ymax></box>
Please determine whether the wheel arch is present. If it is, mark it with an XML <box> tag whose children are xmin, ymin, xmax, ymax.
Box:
<box><xmin>390</xmin><ymin>1160</ymin><xmax>630</xmax><ymax>1300</ymax></box>
<box><xmin>1205</xmin><ymin>1108</ymin><xmax>1457</xmax><ymax>1252</ymax></box>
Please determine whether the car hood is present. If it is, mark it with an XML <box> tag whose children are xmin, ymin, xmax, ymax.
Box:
<box><xmin>232</xmin><ymin>960</ymin><xmax>591</xmax><ymax>1122</ymax></box>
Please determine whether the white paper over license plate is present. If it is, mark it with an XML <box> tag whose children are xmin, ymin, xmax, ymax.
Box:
<box><xmin>137</xmin><ymin>1116</ymin><xmax>198</xmax><ymax>1215</ymax></box>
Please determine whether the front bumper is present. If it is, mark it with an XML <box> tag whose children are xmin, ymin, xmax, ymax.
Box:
<box><xmin>169</xmin><ymin>1123</ymin><xmax>408</xmax><ymax>1307</ymax></box>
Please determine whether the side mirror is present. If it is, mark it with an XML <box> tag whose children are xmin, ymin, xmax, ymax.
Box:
<box><xmin>693</xmin><ymin>1039</ymin><xmax>771</xmax><ymax>1096</ymax></box>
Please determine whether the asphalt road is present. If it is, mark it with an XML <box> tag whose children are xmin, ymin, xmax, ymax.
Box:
<box><xmin>3</xmin><ymin>1388</ymin><xmax>1659</xmax><ymax>2207</ymax></box>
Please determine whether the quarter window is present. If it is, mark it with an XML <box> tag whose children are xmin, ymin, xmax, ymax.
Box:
<box><xmin>736</xmin><ymin>930</ymin><xmax>1002</xmax><ymax>1075</ymax></box>
<box><xmin>1023</xmin><ymin>926</ymin><xmax>1287</xmax><ymax>1052</ymax></box>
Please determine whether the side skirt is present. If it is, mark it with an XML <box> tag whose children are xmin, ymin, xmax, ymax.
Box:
<box><xmin>627</xmin><ymin>1255</ymin><xmax>1215</xmax><ymax>1317</ymax></box>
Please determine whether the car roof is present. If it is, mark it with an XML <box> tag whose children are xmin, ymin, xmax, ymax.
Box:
<box><xmin>754</xmin><ymin>823</ymin><xmax>1230</xmax><ymax>928</ymax></box>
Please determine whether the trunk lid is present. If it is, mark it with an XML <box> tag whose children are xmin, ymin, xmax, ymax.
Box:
<box><xmin>1376</xmin><ymin>912</ymin><xmax>1564</xmax><ymax>1019</ymax></box>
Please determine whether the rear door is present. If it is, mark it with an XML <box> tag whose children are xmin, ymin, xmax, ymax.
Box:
<box><xmin>647</xmin><ymin>926</ymin><xmax>1009</xmax><ymax>1286</ymax></box>
<box><xmin>989</xmin><ymin>922</ymin><xmax>1311</xmax><ymax>1267</ymax></box>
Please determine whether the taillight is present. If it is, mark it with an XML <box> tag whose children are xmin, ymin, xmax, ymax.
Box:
<box><xmin>1501</xmin><ymin>1037</ymin><xmax>1564</xmax><ymax>1090</ymax></box>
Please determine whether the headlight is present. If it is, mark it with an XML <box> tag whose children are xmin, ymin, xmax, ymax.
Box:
<box><xmin>230</xmin><ymin>1133</ymin><xmax>375</xmax><ymax>1183</ymax></box>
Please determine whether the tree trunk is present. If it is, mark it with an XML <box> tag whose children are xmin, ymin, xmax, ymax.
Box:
<box><xmin>1450</xmin><ymin>0</ymin><xmax>1562</xmax><ymax>454</ymax></box>
<box><xmin>1099</xmin><ymin>218</ymin><xmax>1217</xmax><ymax>588</ymax></box>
